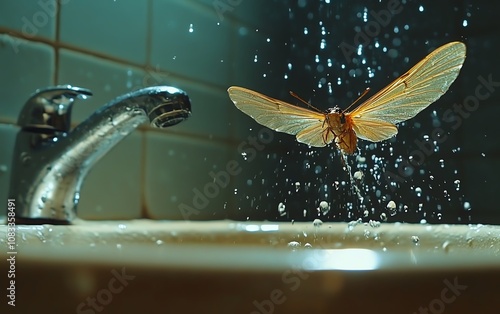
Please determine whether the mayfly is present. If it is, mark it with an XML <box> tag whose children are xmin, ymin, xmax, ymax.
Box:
<box><xmin>228</xmin><ymin>41</ymin><xmax>466</xmax><ymax>155</ymax></box>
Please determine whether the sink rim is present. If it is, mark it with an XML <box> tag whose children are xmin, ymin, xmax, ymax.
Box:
<box><xmin>2</xmin><ymin>220</ymin><xmax>500</xmax><ymax>272</ymax></box>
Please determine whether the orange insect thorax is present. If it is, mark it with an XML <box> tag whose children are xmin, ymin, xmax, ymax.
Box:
<box><xmin>325</xmin><ymin>111</ymin><xmax>357</xmax><ymax>155</ymax></box>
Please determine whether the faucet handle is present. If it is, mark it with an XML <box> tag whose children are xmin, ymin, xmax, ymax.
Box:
<box><xmin>17</xmin><ymin>85</ymin><xmax>93</xmax><ymax>132</ymax></box>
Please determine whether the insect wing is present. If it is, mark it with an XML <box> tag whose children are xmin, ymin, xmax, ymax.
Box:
<box><xmin>348</xmin><ymin>41</ymin><xmax>466</xmax><ymax>142</ymax></box>
<box><xmin>228</xmin><ymin>86</ymin><xmax>333</xmax><ymax>147</ymax></box>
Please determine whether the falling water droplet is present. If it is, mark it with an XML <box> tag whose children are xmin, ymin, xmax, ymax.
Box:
<box><xmin>278</xmin><ymin>202</ymin><xmax>286</xmax><ymax>217</ymax></box>
<box><xmin>319</xmin><ymin>201</ymin><xmax>330</xmax><ymax>215</ymax></box>
<box><xmin>354</xmin><ymin>171</ymin><xmax>363</xmax><ymax>180</ymax></box>
<box><xmin>463</xmin><ymin>202</ymin><xmax>471</xmax><ymax>211</ymax></box>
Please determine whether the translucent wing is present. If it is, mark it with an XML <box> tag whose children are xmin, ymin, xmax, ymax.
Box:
<box><xmin>349</xmin><ymin>117</ymin><xmax>398</xmax><ymax>142</ymax></box>
<box><xmin>228</xmin><ymin>86</ymin><xmax>333</xmax><ymax>147</ymax></box>
<box><xmin>348</xmin><ymin>41</ymin><xmax>466</xmax><ymax>142</ymax></box>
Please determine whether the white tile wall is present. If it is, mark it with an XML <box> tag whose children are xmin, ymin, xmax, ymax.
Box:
<box><xmin>0</xmin><ymin>0</ymin><xmax>276</xmax><ymax>221</ymax></box>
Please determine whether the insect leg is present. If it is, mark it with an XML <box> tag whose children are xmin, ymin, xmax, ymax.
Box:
<box><xmin>322</xmin><ymin>127</ymin><xmax>337</xmax><ymax>145</ymax></box>
<box><xmin>336</xmin><ymin>131</ymin><xmax>351</xmax><ymax>150</ymax></box>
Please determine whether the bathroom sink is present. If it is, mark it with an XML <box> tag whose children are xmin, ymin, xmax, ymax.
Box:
<box><xmin>1</xmin><ymin>220</ymin><xmax>500</xmax><ymax>313</ymax></box>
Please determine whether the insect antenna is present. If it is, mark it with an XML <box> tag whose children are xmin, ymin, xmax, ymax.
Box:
<box><xmin>342</xmin><ymin>87</ymin><xmax>370</xmax><ymax>113</ymax></box>
<box><xmin>289</xmin><ymin>91</ymin><xmax>323</xmax><ymax>112</ymax></box>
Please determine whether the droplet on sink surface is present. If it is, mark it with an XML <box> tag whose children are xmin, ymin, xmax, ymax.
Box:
<box><xmin>368</xmin><ymin>220</ymin><xmax>381</xmax><ymax>228</ymax></box>
<box><xmin>442</xmin><ymin>241</ymin><xmax>451</xmax><ymax>253</ymax></box>
<box><xmin>313</xmin><ymin>219</ymin><xmax>323</xmax><ymax>227</ymax></box>
<box><xmin>287</xmin><ymin>241</ymin><xmax>301</xmax><ymax>249</ymax></box>
<box><xmin>411</xmin><ymin>235</ymin><xmax>420</xmax><ymax>245</ymax></box>
<box><xmin>118</xmin><ymin>224</ymin><xmax>127</xmax><ymax>230</ymax></box>
<box><xmin>346</xmin><ymin>218</ymin><xmax>363</xmax><ymax>231</ymax></box>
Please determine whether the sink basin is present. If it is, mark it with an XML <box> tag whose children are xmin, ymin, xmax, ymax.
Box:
<box><xmin>1</xmin><ymin>220</ymin><xmax>500</xmax><ymax>313</ymax></box>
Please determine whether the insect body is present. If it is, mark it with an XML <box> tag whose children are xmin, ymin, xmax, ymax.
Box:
<box><xmin>322</xmin><ymin>107</ymin><xmax>357</xmax><ymax>154</ymax></box>
<box><xmin>228</xmin><ymin>41</ymin><xmax>466</xmax><ymax>155</ymax></box>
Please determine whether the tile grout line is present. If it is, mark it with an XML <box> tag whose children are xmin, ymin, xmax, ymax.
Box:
<box><xmin>53</xmin><ymin>0</ymin><xmax>62</xmax><ymax>84</ymax></box>
<box><xmin>0</xmin><ymin>28</ymin><xmax>228</xmax><ymax>93</ymax></box>
<box><xmin>145</xmin><ymin>0</ymin><xmax>153</xmax><ymax>67</ymax></box>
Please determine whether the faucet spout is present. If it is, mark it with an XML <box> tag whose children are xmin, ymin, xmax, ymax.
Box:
<box><xmin>9</xmin><ymin>85</ymin><xmax>191</xmax><ymax>224</ymax></box>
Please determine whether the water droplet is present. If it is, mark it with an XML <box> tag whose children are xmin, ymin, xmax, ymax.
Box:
<box><xmin>463</xmin><ymin>202</ymin><xmax>471</xmax><ymax>211</ymax></box>
<box><xmin>156</xmin><ymin>240</ymin><xmax>163</xmax><ymax>245</ymax></box>
<box><xmin>314</xmin><ymin>165</ymin><xmax>322</xmax><ymax>174</ymax></box>
<box><xmin>20</xmin><ymin>152</ymin><xmax>31</xmax><ymax>164</ymax></box>
<box><xmin>380</xmin><ymin>213</ymin><xmax>387</xmax><ymax>221</ymax></box>
<box><xmin>287</xmin><ymin>241</ymin><xmax>300</xmax><ymax>249</ymax></box>
<box><xmin>278</xmin><ymin>202</ymin><xmax>286</xmax><ymax>217</ymax></box>
<box><xmin>442</xmin><ymin>241</ymin><xmax>451</xmax><ymax>253</ymax></box>
<box><xmin>313</xmin><ymin>219</ymin><xmax>323</xmax><ymax>227</ymax></box>
<box><xmin>414</xmin><ymin>187</ymin><xmax>422</xmax><ymax>197</ymax></box>
<box><xmin>363</xmin><ymin>229</ymin><xmax>371</xmax><ymax>238</ymax></box>
<box><xmin>353</xmin><ymin>171</ymin><xmax>363</xmax><ymax>180</ymax></box>
<box><xmin>347</xmin><ymin>219</ymin><xmax>362</xmax><ymax>231</ymax></box>
<box><xmin>318</xmin><ymin>201</ymin><xmax>330</xmax><ymax>215</ymax></box>
<box><xmin>411</xmin><ymin>235</ymin><xmax>420</xmax><ymax>244</ymax></box>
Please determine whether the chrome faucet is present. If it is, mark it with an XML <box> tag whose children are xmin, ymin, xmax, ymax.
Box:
<box><xmin>9</xmin><ymin>85</ymin><xmax>191</xmax><ymax>224</ymax></box>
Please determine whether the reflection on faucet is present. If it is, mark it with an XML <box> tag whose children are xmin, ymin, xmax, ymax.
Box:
<box><xmin>9</xmin><ymin>85</ymin><xmax>191</xmax><ymax>224</ymax></box>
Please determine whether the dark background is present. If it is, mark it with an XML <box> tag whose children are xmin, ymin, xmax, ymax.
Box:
<box><xmin>220</xmin><ymin>0</ymin><xmax>500</xmax><ymax>225</ymax></box>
